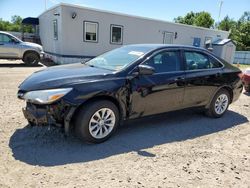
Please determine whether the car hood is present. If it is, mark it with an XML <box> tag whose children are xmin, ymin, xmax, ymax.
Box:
<box><xmin>19</xmin><ymin>63</ymin><xmax>114</xmax><ymax>91</ymax></box>
<box><xmin>22</xmin><ymin>42</ymin><xmax>43</xmax><ymax>49</ymax></box>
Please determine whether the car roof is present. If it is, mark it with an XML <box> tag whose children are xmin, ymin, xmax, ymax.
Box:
<box><xmin>0</xmin><ymin>31</ymin><xmax>11</xmax><ymax>34</ymax></box>
<box><xmin>124</xmin><ymin>43</ymin><xmax>206</xmax><ymax>51</ymax></box>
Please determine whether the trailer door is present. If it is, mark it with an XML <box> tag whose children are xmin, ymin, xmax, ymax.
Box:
<box><xmin>163</xmin><ymin>32</ymin><xmax>174</xmax><ymax>44</ymax></box>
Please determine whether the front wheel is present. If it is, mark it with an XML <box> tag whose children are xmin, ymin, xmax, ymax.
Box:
<box><xmin>206</xmin><ymin>89</ymin><xmax>230</xmax><ymax>118</ymax></box>
<box><xmin>23</xmin><ymin>52</ymin><xmax>39</xmax><ymax>66</ymax></box>
<box><xmin>75</xmin><ymin>100</ymin><xmax>119</xmax><ymax>143</ymax></box>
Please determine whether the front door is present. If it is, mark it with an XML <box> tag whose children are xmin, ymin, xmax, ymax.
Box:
<box><xmin>0</xmin><ymin>33</ymin><xmax>20</xmax><ymax>58</ymax></box>
<box><xmin>163</xmin><ymin>32</ymin><xmax>174</xmax><ymax>44</ymax></box>
<box><xmin>129</xmin><ymin>50</ymin><xmax>185</xmax><ymax>118</ymax></box>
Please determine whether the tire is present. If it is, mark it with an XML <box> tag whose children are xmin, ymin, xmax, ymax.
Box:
<box><xmin>206</xmin><ymin>89</ymin><xmax>230</xmax><ymax>118</ymax></box>
<box><xmin>28</xmin><ymin>121</ymin><xmax>36</xmax><ymax>127</ymax></box>
<box><xmin>23</xmin><ymin>52</ymin><xmax>39</xmax><ymax>66</ymax></box>
<box><xmin>74</xmin><ymin>100</ymin><xmax>119</xmax><ymax>143</ymax></box>
<box><xmin>244</xmin><ymin>84</ymin><xmax>250</xmax><ymax>92</ymax></box>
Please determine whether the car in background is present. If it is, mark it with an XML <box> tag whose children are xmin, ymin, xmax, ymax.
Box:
<box><xmin>17</xmin><ymin>44</ymin><xmax>243</xmax><ymax>143</ymax></box>
<box><xmin>241</xmin><ymin>68</ymin><xmax>250</xmax><ymax>92</ymax></box>
<box><xmin>0</xmin><ymin>31</ymin><xmax>43</xmax><ymax>65</ymax></box>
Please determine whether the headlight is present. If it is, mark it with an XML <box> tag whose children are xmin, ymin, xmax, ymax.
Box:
<box><xmin>23</xmin><ymin>88</ymin><xmax>72</xmax><ymax>104</ymax></box>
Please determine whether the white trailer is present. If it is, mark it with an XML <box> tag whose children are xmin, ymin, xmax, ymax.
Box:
<box><xmin>37</xmin><ymin>3</ymin><xmax>230</xmax><ymax>64</ymax></box>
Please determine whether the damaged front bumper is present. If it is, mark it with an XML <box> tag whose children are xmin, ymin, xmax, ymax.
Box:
<box><xmin>22</xmin><ymin>102</ymin><xmax>76</xmax><ymax>135</ymax></box>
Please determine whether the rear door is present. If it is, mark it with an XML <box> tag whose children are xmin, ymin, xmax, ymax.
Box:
<box><xmin>183</xmin><ymin>50</ymin><xmax>224</xmax><ymax>108</ymax></box>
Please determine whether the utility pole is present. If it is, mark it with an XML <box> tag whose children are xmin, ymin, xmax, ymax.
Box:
<box><xmin>44</xmin><ymin>0</ymin><xmax>47</xmax><ymax>10</ymax></box>
<box><xmin>218</xmin><ymin>1</ymin><xmax>223</xmax><ymax>23</ymax></box>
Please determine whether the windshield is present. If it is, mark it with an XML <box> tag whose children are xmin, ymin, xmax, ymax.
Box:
<box><xmin>85</xmin><ymin>45</ymin><xmax>153</xmax><ymax>71</ymax></box>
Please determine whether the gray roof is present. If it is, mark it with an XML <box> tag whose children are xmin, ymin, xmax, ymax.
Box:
<box><xmin>213</xmin><ymin>39</ymin><xmax>236</xmax><ymax>46</ymax></box>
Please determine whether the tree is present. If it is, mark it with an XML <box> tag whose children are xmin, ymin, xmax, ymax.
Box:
<box><xmin>239</xmin><ymin>11</ymin><xmax>250</xmax><ymax>23</ymax></box>
<box><xmin>11</xmin><ymin>15</ymin><xmax>22</xmax><ymax>25</ymax></box>
<box><xmin>0</xmin><ymin>15</ymin><xmax>34</xmax><ymax>33</ymax></box>
<box><xmin>174</xmin><ymin>11</ymin><xmax>197</xmax><ymax>25</ymax></box>
<box><xmin>218</xmin><ymin>16</ymin><xmax>236</xmax><ymax>31</ymax></box>
<box><xmin>174</xmin><ymin>11</ymin><xmax>214</xmax><ymax>28</ymax></box>
<box><xmin>194</xmin><ymin>12</ymin><xmax>214</xmax><ymax>28</ymax></box>
<box><xmin>218</xmin><ymin>13</ymin><xmax>250</xmax><ymax>51</ymax></box>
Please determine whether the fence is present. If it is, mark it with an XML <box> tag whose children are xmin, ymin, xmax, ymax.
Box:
<box><xmin>8</xmin><ymin>31</ymin><xmax>41</xmax><ymax>44</ymax></box>
<box><xmin>233</xmin><ymin>51</ymin><xmax>250</xmax><ymax>65</ymax></box>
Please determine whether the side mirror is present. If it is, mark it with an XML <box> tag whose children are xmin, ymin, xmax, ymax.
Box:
<box><xmin>138</xmin><ymin>64</ymin><xmax>155</xmax><ymax>75</ymax></box>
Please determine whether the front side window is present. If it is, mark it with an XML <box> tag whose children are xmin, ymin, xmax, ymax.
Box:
<box><xmin>53</xmin><ymin>20</ymin><xmax>58</xmax><ymax>40</ymax></box>
<box><xmin>84</xmin><ymin>21</ymin><xmax>98</xmax><ymax>42</ymax></box>
<box><xmin>110</xmin><ymin>25</ymin><xmax>123</xmax><ymax>44</ymax></box>
<box><xmin>184</xmin><ymin>51</ymin><xmax>222</xmax><ymax>70</ymax></box>
<box><xmin>0</xmin><ymin>33</ymin><xmax>12</xmax><ymax>43</ymax></box>
<box><xmin>144</xmin><ymin>51</ymin><xmax>181</xmax><ymax>73</ymax></box>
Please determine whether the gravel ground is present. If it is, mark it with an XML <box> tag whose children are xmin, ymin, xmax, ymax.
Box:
<box><xmin>0</xmin><ymin>60</ymin><xmax>249</xmax><ymax>188</ymax></box>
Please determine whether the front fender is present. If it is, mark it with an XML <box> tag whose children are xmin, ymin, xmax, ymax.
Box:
<box><xmin>63</xmin><ymin>78</ymin><xmax>130</xmax><ymax>119</ymax></box>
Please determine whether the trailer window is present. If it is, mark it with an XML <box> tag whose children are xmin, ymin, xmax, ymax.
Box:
<box><xmin>53</xmin><ymin>20</ymin><xmax>58</xmax><ymax>40</ymax></box>
<box><xmin>110</xmin><ymin>25</ymin><xmax>123</xmax><ymax>44</ymax></box>
<box><xmin>84</xmin><ymin>21</ymin><xmax>98</xmax><ymax>42</ymax></box>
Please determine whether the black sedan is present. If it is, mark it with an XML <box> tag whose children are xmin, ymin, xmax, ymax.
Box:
<box><xmin>18</xmin><ymin>44</ymin><xmax>243</xmax><ymax>143</ymax></box>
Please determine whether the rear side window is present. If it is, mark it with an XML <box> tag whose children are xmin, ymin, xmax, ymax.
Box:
<box><xmin>144</xmin><ymin>51</ymin><xmax>181</xmax><ymax>73</ymax></box>
<box><xmin>209</xmin><ymin>57</ymin><xmax>223</xmax><ymax>68</ymax></box>
<box><xmin>184</xmin><ymin>51</ymin><xmax>222</xmax><ymax>70</ymax></box>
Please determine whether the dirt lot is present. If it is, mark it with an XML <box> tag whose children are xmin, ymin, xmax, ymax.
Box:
<box><xmin>0</xmin><ymin>60</ymin><xmax>249</xmax><ymax>188</ymax></box>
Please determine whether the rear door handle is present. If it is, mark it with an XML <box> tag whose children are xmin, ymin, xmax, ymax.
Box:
<box><xmin>0</xmin><ymin>43</ymin><xmax>4</xmax><ymax>45</ymax></box>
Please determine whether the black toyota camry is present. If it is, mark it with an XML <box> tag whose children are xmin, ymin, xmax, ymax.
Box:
<box><xmin>18</xmin><ymin>44</ymin><xmax>243</xmax><ymax>143</ymax></box>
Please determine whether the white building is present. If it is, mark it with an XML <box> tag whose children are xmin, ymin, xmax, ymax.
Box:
<box><xmin>36</xmin><ymin>3</ymin><xmax>232</xmax><ymax>64</ymax></box>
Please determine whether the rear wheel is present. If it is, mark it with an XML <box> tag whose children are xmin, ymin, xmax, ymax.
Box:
<box><xmin>23</xmin><ymin>52</ymin><xmax>39</xmax><ymax>66</ymax></box>
<box><xmin>206</xmin><ymin>89</ymin><xmax>230</xmax><ymax>118</ymax></box>
<box><xmin>75</xmin><ymin>100</ymin><xmax>119</xmax><ymax>143</ymax></box>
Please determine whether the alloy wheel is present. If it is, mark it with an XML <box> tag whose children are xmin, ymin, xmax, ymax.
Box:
<box><xmin>88</xmin><ymin>108</ymin><xmax>116</xmax><ymax>139</ymax></box>
<box><xmin>214</xmin><ymin>94</ymin><xmax>229</xmax><ymax>115</ymax></box>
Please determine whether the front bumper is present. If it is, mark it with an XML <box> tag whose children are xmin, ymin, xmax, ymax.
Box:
<box><xmin>22</xmin><ymin>103</ymin><xmax>56</xmax><ymax>126</ymax></box>
<box><xmin>22</xmin><ymin>102</ymin><xmax>77</xmax><ymax>134</ymax></box>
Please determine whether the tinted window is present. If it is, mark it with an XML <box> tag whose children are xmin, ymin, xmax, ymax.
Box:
<box><xmin>144</xmin><ymin>51</ymin><xmax>181</xmax><ymax>73</ymax></box>
<box><xmin>0</xmin><ymin>34</ymin><xmax>12</xmax><ymax>43</ymax></box>
<box><xmin>209</xmin><ymin>57</ymin><xmax>223</xmax><ymax>68</ymax></box>
<box><xmin>184</xmin><ymin>51</ymin><xmax>222</xmax><ymax>70</ymax></box>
